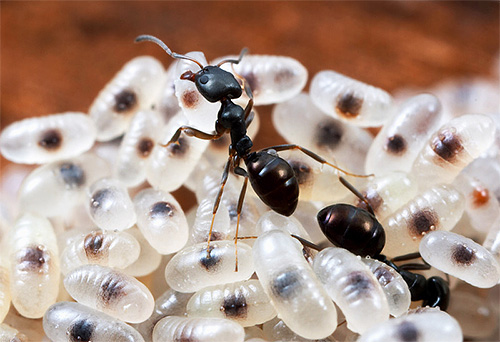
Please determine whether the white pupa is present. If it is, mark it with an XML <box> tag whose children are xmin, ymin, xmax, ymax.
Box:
<box><xmin>362</xmin><ymin>257</ymin><xmax>411</xmax><ymax>317</ymax></box>
<box><xmin>133</xmin><ymin>188</ymin><xmax>189</xmax><ymax>254</ymax></box>
<box><xmin>43</xmin><ymin>301</ymin><xmax>145</xmax><ymax>342</ymax></box>
<box><xmin>64</xmin><ymin>264</ymin><xmax>154</xmax><ymax>323</ymax></box>
<box><xmin>152</xmin><ymin>316</ymin><xmax>245</xmax><ymax>342</ymax></box>
<box><xmin>146</xmin><ymin>112</ymin><xmax>209</xmax><ymax>192</ymax></box>
<box><xmin>0</xmin><ymin>323</ymin><xmax>27</xmax><ymax>342</ymax></box>
<box><xmin>382</xmin><ymin>184</ymin><xmax>465</xmax><ymax>257</ymax></box>
<box><xmin>87</xmin><ymin>177</ymin><xmax>137</xmax><ymax>231</ymax></box>
<box><xmin>313</xmin><ymin>247</ymin><xmax>390</xmax><ymax>334</ymax></box>
<box><xmin>134</xmin><ymin>288</ymin><xmax>193</xmax><ymax>342</ymax></box>
<box><xmin>186</xmin><ymin>279</ymin><xmax>276</xmax><ymax>326</ymax></box>
<box><xmin>114</xmin><ymin>109</ymin><xmax>163</xmax><ymax>187</ymax></box>
<box><xmin>18</xmin><ymin>153</ymin><xmax>110</xmax><ymax>218</ymax></box>
<box><xmin>60</xmin><ymin>230</ymin><xmax>140</xmax><ymax>275</ymax></box>
<box><xmin>420</xmin><ymin>230</ymin><xmax>500</xmax><ymax>288</ymax></box>
<box><xmin>343</xmin><ymin>172</ymin><xmax>419</xmax><ymax>222</ymax></box>
<box><xmin>217</xmin><ymin>54</ymin><xmax>308</xmax><ymax>105</ymax></box>
<box><xmin>272</xmin><ymin>92</ymin><xmax>373</xmax><ymax>173</ymax></box>
<box><xmin>365</xmin><ymin>93</ymin><xmax>443</xmax><ymax>175</ymax></box>
<box><xmin>310</xmin><ymin>70</ymin><xmax>393</xmax><ymax>127</ymax></box>
<box><xmin>252</xmin><ymin>230</ymin><xmax>338</xmax><ymax>340</ymax></box>
<box><xmin>8</xmin><ymin>213</ymin><xmax>59</xmax><ymax>318</ymax></box>
<box><xmin>165</xmin><ymin>240</ymin><xmax>254</xmax><ymax>293</ymax></box>
<box><xmin>89</xmin><ymin>56</ymin><xmax>166</xmax><ymax>141</ymax></box>
<box><xmin>0</xmin><ymin>112</ymin><xmax>96</xmax><ymax>164</ymax></box>
<box><xmin>411</xmin><ymin>114</ymin><xmax>495</xmax><ymax>187</ymax></box>
<box><xmin>357</xmin><ymin>309</ymin><xmax>463</xmax><ymax>342</ymax></box>
<box><xmin>452</xmin><ymin>173</ymin><xmax>500</xmax><ymax>233</ymax></box>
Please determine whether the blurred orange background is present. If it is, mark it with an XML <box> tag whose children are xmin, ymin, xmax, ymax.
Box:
<box><xmin>1</xmin><ymin>1</ymin><xmax>499</xmax><ymax>209</ymax></box>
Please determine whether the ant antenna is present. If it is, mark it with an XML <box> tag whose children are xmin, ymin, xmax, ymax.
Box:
<box><xmin>135</xmin><ymin>34</ymin><xmax>205</xmax><ymax>69</ymax></box>
<box><xmin>216</xmin><ymin>47</ymin><xmax>249</xmax><ymax>67</ymax></box>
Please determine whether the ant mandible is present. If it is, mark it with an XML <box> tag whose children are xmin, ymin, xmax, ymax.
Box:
<box><xmin>135</xmin><ymin>35</ymin><xmax>363</xmax><ymax>263</ymax></box>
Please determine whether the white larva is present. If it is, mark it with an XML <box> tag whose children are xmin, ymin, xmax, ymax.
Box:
<box><xmin>217</xmin><ymin>54</ymin><xmax>308</xmax><ymax>105</ymax></box>
<box><xmin>362</xmin><ymin>257</ymin><xmax>411</xmax><ymax>317</ymax></box>
<box><xmin>146</xmin><ymin>112</ymin><xmax>209</xmax><ymax>192</ymax></box>
<box><xmin>134</xmin><ymin>288</ymin><xmax>193</xmax><ymax>342</ymax></box>
<box><xmin>0</xmin><ymin>323</ymin><xmax>27</xmax><ymax>342</ymax></box>
<box><xmin>0</xmin><ymin>112</ymin><xmax>96</xmax><ymax>164</ymax></box>
<box><xmin>411</xmin><ymin>114</ymin><xmax>496</xmax><ymax>188</ymax></box>
<box><xmin>89</xmin><ymin>56</ymin><xmax>166</xmax><ymax>141</ymax></box>
<box><xmin>312</xmin><ymin>247</ymin><xmax>389</xmax><ymax>334</ymax></box>
<box><xmin>365</xmin><ymin>93</ymin><xmax>443</xmax><ymax>175</ymax></box>
<box><xmin>43</xmin><ymin>301</ymin><xmax>145</xmax><ymax>342</ymax></box>
<box><xmin>114</xmin><ymin>110</ymin><xmax>163</xmax><ymax>187</ymax></box>
<box><xmin>18</xmin><ymin>153</ymin><xmax>110</xmax><ymax>218</ymax></box>
<box><xmin>252</xmin><ymin>230</ymin><xmax>338</xmax><ymax>340</ymax></box>
<box><xmin>122</xmin><ymin>226</ymin><xmax>162</xmax><ymax>277</ymax></box>
<box><xmin>64</xmin><ymin>264</ymin><xmax>154</xmax><ymax>323</ymax></box>
<box><xmin>357</xmin><ymin>309</ymin><xmax>463</xmax><ymax>342</ymax></box>
<box><xmin>186</xmin><ymin>279</ymin><xmax>276</xmax><ymax>327</ymax></box>
<box><xmin>60</xmin><ymin>230</ymin><xmax>140</xmax><ymax>275</ymax></box>
<box><xmin>310</xmin><ymin>70</ymin><xmax>393</xmax><ymax>127</ymax></box>
<box><xmin>272</xmin><ymin>92</ymin><xmax>373</xmax><ymax>173</ymax></box>
<box><xmin>133</xmin><ymin>188</ymin><xmax>189</xmax><ymax>254</ymax></box>
<box><xmin>164</xmin><ymin>240</ymin><xmax>254</xmax><ymax>293</ymax></box>
<box><xmin>343</xmin><ymin>172</ymin><xmax>419</xmax><ymax>222</ymax></box>
<box><xmin>87</xmin><ymin>177</ymin><xmax>137</xmax><ymax>231</ymax></box>
<box><xmin>382</xmin><ymin>184</ymin><xmax>465</xmax><ymax>257</ymax></box>
<box><xmin>420</xmin><ymin>231</ymin><xmax>500</xmax><ymax>288</ymax></box>
<box><xmin>152</xmin><ymin>316</ymin><xmax>245</xmax><ymax>342</ymax></box>
<box><xmin>8</xmin><ymin>213</ymin><xmax>60</xmax><ymax>318</ymax></box>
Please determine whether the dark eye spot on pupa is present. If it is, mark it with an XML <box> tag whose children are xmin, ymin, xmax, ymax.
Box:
<box><xmin>114</xmin><ymin>89</ymin><xmax>137</xmax><ymax>113</ymax></box>
<box><xmin>356</xmin><ymin>189</ymin><xmax>383</xmax><ymax>214</ymax></box>
<box><xmin>18</xmin><ymin>246</ymin><xmax>48</xmax><ymax>271</ymax></box>
<box><xmin>150</xmin><ymin>201</ymin><xmax>174</xmax><ymax>219</ymax></box>
<box><xmin>274</xmin><ymin>69</ymin><xmax>294</xmax><ymax>88</ymax></box>
<box><xmin>452</xmin><ymin>244</ymin><xmax>476</xmax><ymax>266</ymax></box>
<box><xmin>167</xmin><ymin>137</ymin><xmax>188</xmax><ymax>156</ymax></box>
<box><xmin>137</xmin><ymin>137</ymin><xmax>154</xmax><ymax>158</ymax></box>
<box><xmin>408</xmin><ymin>209</ymin><xmax>438</xmax><ymax>237</ymax></box>
<box><xmin>472</xmin><ymin>186</ymin><xmax>490</xmax><ymax>208</ymax></box>
<box><xmin>336</xmin><ymin>92</ymin><xmax>363</xmax><ymax>118</ymax></box>
<box><xmin>99</xmin><ymin>275</ymin><xmax>125</xmax><ymax>305</ymax></box>
<box><xmin>288</xmin><ymin>160</ymin><xmax>311</xmax><ymax>185</ymax></box>
<box><xmin>84</xmin><ymin>231</ymin><xmax>107</xmax><ymax>260</ymax></box>
<box><xmin>59</xmin><ymin>162</ymin><xmax>86</xmax><ymax>188</ymax></box>
<box><xmin>181</xmin><ymin>90</ymin><xmax>199</xmax><ymax>108</ymax></box>
<box><xmin>272</xmin><ymin>270</ymin><xmax>300</xmax><ymax>299</ymax></box>
<box><xmin>69</xmin><ymin>319</ymin><xmax>94</xmax><ymax>342</ymax></box>
<box><xmin>90</xmin><ymin>189</ymin><xmax>112</xmax><ymax>213</ymax></box>
<box><xmin>398</xmin><ymin>321</ymin><xmax>419</xmax><ymax>342</ymax></box>
<box><xmin>373</xmin><ymin>266</ymin><xmax>394</xmax><ymax>286</ymax></box>
<box><xmin>386</xmin><ymin>134</ymin><xmax>407</xmax><ymax>155</ymax></box>
<box><xmin>315</xmin><ymin>119</ymin><xmax>344</xmax><ymax>149</ymax></box>
<box><xmin>431</xmin><ymin>129</ymin><xmax>463</xmax><ymax>163</ymax></box>
<box><xmin>199</xmin><ymin>245</ymin><xmax>221</xmax><ymax>271</ymax></box>
<box><xmin>346</xmin><ymin>271</ymin><xmax>373</xmax><ymax>294</ymax></box>
<box><xmin>39</xmin><ymin>129</ymin><xmax>63</xmax><ymax>150</ymax></box>
<box><xmin>221</xmin><ymin>291</ymin><xmax>247</xmax><ymax>318</ymax></box>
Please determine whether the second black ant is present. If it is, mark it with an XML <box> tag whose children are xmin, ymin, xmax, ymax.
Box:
<box><xmin>135</xmin><ymin>35</ymin><xmax>365</xmax><ymax>266</ymax></box>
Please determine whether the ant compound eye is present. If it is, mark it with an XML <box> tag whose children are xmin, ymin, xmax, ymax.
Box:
<box><xmin>199</xmin><ymin>75</ymin><xmax>209</xmax><ymax>84</ymax></box>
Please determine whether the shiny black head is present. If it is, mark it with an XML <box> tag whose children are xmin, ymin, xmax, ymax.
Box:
<box><xmin>181</xmin><ymin>66</ymin><xmax>242</xmax><ymax>103</ymax></box>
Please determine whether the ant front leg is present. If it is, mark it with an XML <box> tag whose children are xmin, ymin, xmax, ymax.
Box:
<box><xmin>231</xmin><ymin>166</ymin><xmax>250</xmax><ymax>272</ymax></box>
<box><xmin>261</xmin><ymin>144</ymin><xmax>373</xmax><ymax>178</ymax></box>
<box><xmin>159</xmin><ymin>125</ymin><xmax>225</xmax><ymax>148</ymax></box>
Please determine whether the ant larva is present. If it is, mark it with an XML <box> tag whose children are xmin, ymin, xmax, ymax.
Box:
<box><xmin>135</xmin><ymin>35</ymin><xmax>366</xmax><ymax>264</ymax></box>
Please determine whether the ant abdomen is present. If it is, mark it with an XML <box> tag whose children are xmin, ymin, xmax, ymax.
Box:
<box><xmin>245</xmin><ymin>150</ymin><xmax>299</xmax><ymax>217</ymax></box>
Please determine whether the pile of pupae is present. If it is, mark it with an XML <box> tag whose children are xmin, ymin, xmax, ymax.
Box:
<box><xmin>0</xmin><ymin>42</ymin><xmax>499</xmax><ymax>342</ymax></box>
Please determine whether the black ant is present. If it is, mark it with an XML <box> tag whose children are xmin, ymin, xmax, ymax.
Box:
<box><xmin>135</xmin><ymin>35</ymin><xmax>364</xmax><ymax>266</ymax></box>
<box><xmin>314</xmin><ymin>177</ymin><xmax>450</xmax><ymax>310</ymax></box>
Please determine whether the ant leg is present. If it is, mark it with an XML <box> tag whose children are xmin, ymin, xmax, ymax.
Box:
<box><xmin>159</xmin><ymin>125</ymin><xmax>224</xmax><ymax>148</ymax></box>
<box><xmin>232</xmin><ymin>166</ymin><xmax>250</xmax><ymax>272</ymax></box>
<box><xmin>244</xmin><ymin>99</ymin><xmax>254</xmax><ymax>128</ymax></box>
<box><xmin>392</xmin><ymin>252</ymin><xmax>422</xmax><ymax>262</ymax></box>
<box><xmin>261</xmin><ymin>144</ymin><xmax>373</xmax><ymax>178</ymax></box>
<box><xmin>338</xmin><ymin>176</ymin><xmax>375</xmax><ymax>216</ymax></box>
<box><xmin>206</xmin><ymin>153</ymin><xmax>235</xmax><ymax>255</ymax></box>
<box><xmin>290</xmin><ymin>234</ymin><xmax>321</xmax><ymax>251</ymax></box>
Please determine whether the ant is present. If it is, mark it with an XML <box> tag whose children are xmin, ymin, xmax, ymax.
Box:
<box><xmin>135</xmin><ymin>35</ymin><xmax>364</xmax><ymax>265</ymax></box>
<box><xmin>314</xmin><ymin>177</ymin><xmax>450</xmax><ymax>310</ymax></box>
